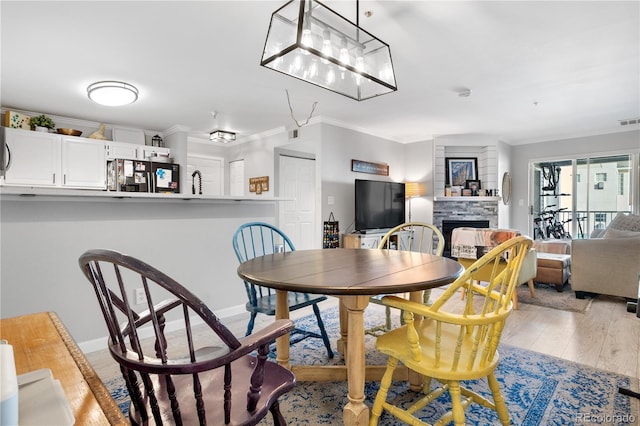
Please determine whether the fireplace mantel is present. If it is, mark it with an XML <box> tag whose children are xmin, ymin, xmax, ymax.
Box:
<box><xmin>434</xmin><ymin>196</ymin><xmax>500</xmax><ymax>202</ymax></box>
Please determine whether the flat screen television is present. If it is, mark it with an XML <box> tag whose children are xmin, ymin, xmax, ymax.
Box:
<box><xmin>355</xmin><ymin>179</ymin><xmax>405</xmax><ymax>232</ymax></box>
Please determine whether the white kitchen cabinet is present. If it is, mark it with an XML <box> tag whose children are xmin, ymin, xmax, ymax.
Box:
<box><xmin>1</xmin><ymin>128</ymin><xmax>60</xmax><ymax>186</ymax></box>
<box><xmin>105</xmin><ymin>142</ymin><xmax>171</xmax><ymax>161</ymax></box>
<box><xmin>1</xmin><ymin>127</ymin><xmax>106</xmax><ymax>189</ymax></box>
<box><xmin>106</xmin><ymin>141</ymin><xmax>139</xmax><ymax>160</ymax></box>
<box><xmin>138</xmin><ymin>146</ymin><xmax>170</xmax><ymax>160</ymax></box>
<box><xmin>61</xmin><ymin>136</ymin><xmax>106</xmax><ymax>188</ymax></box>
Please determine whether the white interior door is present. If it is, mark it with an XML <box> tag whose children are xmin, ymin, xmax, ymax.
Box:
<box><xmin>229</xmin><ymin>159</ymin><xmax>245</xmax><ymax>196</ymax></box>
<box><xmin>279</xmin><ymin>155</ymin><xmax>316</xmax><ymax>249</ymax></box>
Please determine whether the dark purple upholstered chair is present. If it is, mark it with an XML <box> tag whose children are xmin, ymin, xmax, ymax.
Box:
<box><xmin>79</xmin><ymin>249</ymin><xmax>295</xmax><ymax>426</ymax></box>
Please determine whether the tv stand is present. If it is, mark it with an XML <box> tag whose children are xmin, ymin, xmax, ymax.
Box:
<box><xmin>342</xmin><ymin>230</ymin><xmax>409</xmax><ymax>249</ymax></box>
<box><xmin>359</xmin><ymin>228</ymin><xmax>391</xmax><ymax>234</ymax></box>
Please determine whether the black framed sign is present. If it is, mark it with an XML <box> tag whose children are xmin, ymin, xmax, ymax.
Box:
<box><xmin>351</xmin><ymin>159</ymin><xmax>389</xmax><ymax>176</ymax></box>
<box><xmin>446</xmin><ymin>157</ymin><xmax>478</xmax><ymax>186</ymax></box>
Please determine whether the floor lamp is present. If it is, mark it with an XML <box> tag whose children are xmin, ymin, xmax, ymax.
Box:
<box><xmin>405</xmin><ymin>182</ymin><xmax>425</xmax><ymax>222</ymax></box>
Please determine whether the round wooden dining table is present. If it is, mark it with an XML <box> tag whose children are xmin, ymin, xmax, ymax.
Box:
<box><xmin>237</xmin><ymin>247</ymin><xmax>463</xmax><ymax>426</ymax></box>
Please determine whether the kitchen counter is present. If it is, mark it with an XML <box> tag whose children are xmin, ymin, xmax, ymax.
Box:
<box><xmin>1</xmin><ymin>184</ymin><xmax>287</xmax><ymax>349</ymax></box>
<box><xmin>0</xmin><ymin>186</ymin><xmax>292</xmax><ymax>203</ymax></box>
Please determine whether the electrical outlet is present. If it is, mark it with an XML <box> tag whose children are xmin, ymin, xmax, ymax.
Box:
<box><xmin>134</xmin><ymin>288</ymin><xmax>146</xmax><ymax>305</ymax></box>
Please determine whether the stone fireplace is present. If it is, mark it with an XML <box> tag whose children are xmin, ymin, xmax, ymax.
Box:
<box><xmin>433</xmin><ymin>198</ymin><xmax>499</xmax><ymax>257</ymax></box>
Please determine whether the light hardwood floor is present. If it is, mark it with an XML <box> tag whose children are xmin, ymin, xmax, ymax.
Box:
<box><xmin>86</xmin><ymin>288</ymin><xmax>640</xmax><ymax>381</ymax></box>
<box><xmin>502</xmin><ymin>293</ymin><xmax>640</xmax><ymax>378</ymax></box>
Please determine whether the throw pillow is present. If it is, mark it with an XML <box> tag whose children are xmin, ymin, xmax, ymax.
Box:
<box><xmin>602</xmin><ymin>227</ymin><xmax>640</xmax><ymax>239</ymax></box>
<box><xmin>607</xmin><ymin>213</ymin><xmax>640</xmax><ymax>232</ymax></box>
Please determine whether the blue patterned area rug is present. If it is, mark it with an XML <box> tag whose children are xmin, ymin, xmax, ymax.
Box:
<box><xmin>106</xmin><ymin>306</ymin><xmax>638</xmax><ymax>425</ymax></box>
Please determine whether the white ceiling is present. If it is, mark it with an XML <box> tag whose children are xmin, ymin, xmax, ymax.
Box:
<box><xmin>1</xmin><ymin>1</ymin><xmax>639</xmax><ymax>145</ymax></box>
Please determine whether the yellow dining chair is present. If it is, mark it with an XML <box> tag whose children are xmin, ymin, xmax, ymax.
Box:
<box><xmin>370</xmin><ymin>235</ymin><xmax>533</xmax><ymax>426</ymax></box>
<box><xmin>366</xmin><ymin>222</ymin><xmax>444</xmax><ymax>336</ymax></box>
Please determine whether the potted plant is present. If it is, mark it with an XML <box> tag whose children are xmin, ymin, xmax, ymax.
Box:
<box><xmin>29</xmin><ymin>114</ymin><xmax>55</xmax><ymax>132</ymax></box>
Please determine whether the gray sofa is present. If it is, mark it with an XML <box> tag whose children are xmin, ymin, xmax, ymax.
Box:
<box><xmin>571</xmin><ymin>213</ymin><xmax>640</xmax><ymax>299</ymax></box>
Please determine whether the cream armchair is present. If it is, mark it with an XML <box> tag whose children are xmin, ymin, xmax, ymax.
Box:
<box><xmin>571</xmin><ymin>213</ymin><xmax>640</xmax><ymax>300</ymax></box>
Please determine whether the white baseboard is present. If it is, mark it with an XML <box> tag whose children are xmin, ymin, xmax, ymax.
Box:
<box><xmin>79</xmin><ymin>303</ymin><xmax>246</xmax><ymax>354</ymax></box>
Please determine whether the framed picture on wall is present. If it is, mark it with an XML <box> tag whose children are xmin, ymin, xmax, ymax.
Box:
<box><xmin>446</xmin><ymin>157</ymin><xmax>478</xmax><ymax>186</ymax></box>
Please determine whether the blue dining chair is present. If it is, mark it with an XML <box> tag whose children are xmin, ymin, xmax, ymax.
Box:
<box><xmin>233</xmin><ymin>222</ymin><xmax>334</xmax><ymax>358</ymax></box>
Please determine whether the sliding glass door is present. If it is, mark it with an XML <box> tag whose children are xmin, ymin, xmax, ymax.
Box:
<box><xmin>575</xmin><ymin>154</ymin><xmax>633</xmax><ymax>238</ymax></box>
<box><xmin>531</xmin><ymin>153</ymin><xmax>635</xmax><ymax>240</ymax></box>
<box><xmin>532</xmin><ymin>160</ymin><xmax>573</xmax><ymax>240</ymax></box>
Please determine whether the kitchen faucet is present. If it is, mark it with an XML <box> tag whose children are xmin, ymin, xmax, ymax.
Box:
<box><xmin>191</xmin><ymin>170</ymin><xmax>202</xmax><ymax>195</ymax></box>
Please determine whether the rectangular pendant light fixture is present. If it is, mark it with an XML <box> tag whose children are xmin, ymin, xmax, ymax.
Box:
<box><xmin>260</xmin><ymin>0</ymin><xmax>397</xmax><ymax>101</ymax></box>
<box><xmin>209</xmin><ymin>130</ymin><xmax>237</xmax><ymax>143</ymax></box>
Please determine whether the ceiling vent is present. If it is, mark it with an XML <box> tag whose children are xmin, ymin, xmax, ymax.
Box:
<box><xmin>619</xmin><ymin>117</ymin><xmax>640</xmax><ymax>126</ymax></box>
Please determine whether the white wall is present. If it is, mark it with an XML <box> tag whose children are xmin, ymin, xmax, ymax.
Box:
<box><xmin>0</xmin><ymin>197</ymin><xmax>277</xmax><ymax>346</ymax></box>
<box><xmin>404</xmin><ymin>139</ymin><xmax>435</xmax><ymax>223</ymax></box>
<box><xmin>319</xmin><ymin>124</ymin><xmax>410</xmax><ymax>235</ymax></box>
<box><xmin>498</xmin><ymin>140</ymin><xmax>512</xmax><ymax>228</ymax></box>
<box><xmin>226</xmin><ymin>131</ymin><xmax>285</xmax><ymax>198</ymax></box>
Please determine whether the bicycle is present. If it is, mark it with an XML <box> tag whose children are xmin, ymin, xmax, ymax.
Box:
<box><xmin>533</xmin><ymin>217</ymin><xmax>547</xmax><ymax>240</ymax></box>
<box><xmin>533</xmin><ymin>206</ymin><xmax>571</xmax><ymax>240</ymax></box>
<box><xmin>533</xmin><ymin>205</ymin><xmax>556</xmax><ymax>240</ymax></box>
<box><xmin>548</xmin><ymin>217</ymin><xmax>572</xmax><ymax>239</ymax></box>
<box><xmin>575</xmin><ymin>216</ymin><xmax>587</xmax><ymax>239</ymax></box>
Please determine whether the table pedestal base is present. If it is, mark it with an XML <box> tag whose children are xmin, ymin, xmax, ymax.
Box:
<box><xmin>344</xmin><ymin>401</ymin><xmax>369</xmax><ymax>425</ymax></box>
<box><xmin>341</xmin><ymin>295</ymin><xmax>370</xmax><ymax>426</ymax></box>
<box><xmin>274</xmin><ymin>290</ymin><xmax>429</xmax><ymax>425</ymax></box>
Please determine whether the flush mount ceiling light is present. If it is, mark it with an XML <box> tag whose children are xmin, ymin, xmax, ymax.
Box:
<box><xmin>87</xmin><ymin>81</ymin><xmax>138</xmax><ymax>106</ymax></box>
<box><xmin>209</xmin><ymin>111</ymin><xmax>237</xmax><ymax>143</ymax></box>
<box><xmin>209</xmin><ymin>130</ymin><xmax>237</xmax><ymax>143</ymax></box>
<box><xmin>619</xmin><ymin>117</ymin><xmax>640</xmax><ymax>126</ymax></box>
<box><xmin>260</xmin><ymin>0</ymin><xmax>397</xmax><ymax>101</ymax></box>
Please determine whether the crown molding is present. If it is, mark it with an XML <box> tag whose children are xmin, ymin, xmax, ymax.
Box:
<box><xmin>163</xmin><ymin>124</ymin><xmax>190</xmax><ymax>137</ymax></box>
<box><xmin>0</xmin><ymin>107</ymin><xmax>166</xmax><ymax>138</ymax></box>
<box><xmin>316</xmin><ymin>116</ymin><xmax>405</xmax><ymax>143</ymax></box>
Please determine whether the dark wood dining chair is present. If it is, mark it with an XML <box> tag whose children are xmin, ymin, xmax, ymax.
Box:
<box><xmin>233</xmin><ymin>222</ymin><xmax>334</xmax><ymax>358</ymax></box>
<box><xmin>79</xmin><ymin>248</ymin><xmax>296</xmax><ymax>426</ymax></box>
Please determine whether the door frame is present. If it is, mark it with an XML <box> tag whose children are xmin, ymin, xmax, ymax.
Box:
<box><xmin>275</xmin><ymin>147</ymin><xmax>320</xmax><ymax>248</ymax></box>
<box><xmin>528</xmin><ymin>149</ymin><xmax>638</xmax><ymax>238</ymax></box>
